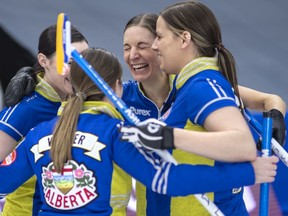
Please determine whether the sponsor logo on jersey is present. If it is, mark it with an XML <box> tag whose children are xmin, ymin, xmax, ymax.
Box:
<box><xmin>42</xmin><ymin>160</ymin><xmax>97</xmax><ymax>210</ymax></box>
<box><xmin>26</xmin><ymin>94</ymin><xmax>37</xmax><ymax>102</ymax></box>
<box><xmin>1</xmin><ymin>150</ymin><xmax>17</xmax><ymax>166</ymax></box>
<box><xmin>129</xmin><ymin>106</ymin><xmax>151</xmax><ymax>117</ymax></box>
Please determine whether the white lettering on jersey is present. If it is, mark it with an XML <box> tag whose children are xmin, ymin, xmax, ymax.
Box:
<box><xmin>130</xmin><ymin>106</ymin><xmax>151</xmax><ymax>117</ymax></box>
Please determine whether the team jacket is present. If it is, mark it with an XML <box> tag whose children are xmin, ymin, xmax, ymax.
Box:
<box><xmin>0</xmin><ymin>73</ymin><xmax>61</xmax><ymax>216</ymax></box>
<box><xmin>159</xmin><ymin>57</ymin><xmax>251</xmax><ymax>216</ymax></box>
<box><xmin>0</xmin><ymin>101</ymin><xmax>256</xmax><ymax>215</ymax></box>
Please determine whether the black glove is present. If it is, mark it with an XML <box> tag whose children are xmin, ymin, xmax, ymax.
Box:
<box><xmin>4</xmin><ymin>66</ymin><xmax>37</xmax><ymax>107</ymax></box>
<box><xmin>120</xmin><ymin>118</ymin><xmax>175</xmax><ymax>149</ymax></box>
<box><xmin>270</xmin><ymin>109</ymin><xmax>286</xmax><ymax>146</ymax></box>
<box><xmin>257</xmin><ymin>109</ymin><xmax>286</xmax><ymax>150</ymax></box>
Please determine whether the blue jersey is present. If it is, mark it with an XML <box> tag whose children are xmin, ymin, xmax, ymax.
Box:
<box><xmin>0</xmin><ymin>75</ymin><xmax>132</xmax><ymax>216</ymax></box>
<box><xmin>0</xmin><ymin>76</ymin><xmax>61</xmax><ymax>142</ymax></box>
<box><xmin>0</xmin><ymin>101</ymin><xmax>256</xmax><ymax>216</ymax></box>
<box><xmin>0</xmin><ymin>73</ymin><xmax>61</xmax><ymax>216</ymax></box>
<box><xmin>122</xmin><ymin>78</ymin><xmax>176</xmax><ymax>122</ymax></box>
<box><xmin>161</xmin><ymin>57</ymin><xmax>249</xmax><ymax>216</ymax></box>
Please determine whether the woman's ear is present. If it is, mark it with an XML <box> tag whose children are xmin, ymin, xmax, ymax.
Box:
<box><xmin>38</xmin><ymin>53</ymin><xmax>48</xmax><ymax>68</ymax></box>
<box><xmin>115</xmin><ymin>79</ymin><xmax>123</xmax><ymax>98</ymax></box>
<box><xmin>181</xmin><ymin>31</ymin><xmax>191</xmax><ymax>48</ymax></box>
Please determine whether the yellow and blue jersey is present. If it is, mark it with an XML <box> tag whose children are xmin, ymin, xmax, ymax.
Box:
<box><xmin>0</xmin><ymin>101</ymin><xmax>256</xmax><ymax>215</ymax></box>
<box><xmin>0</xmin><ymin>75</ymin><xmax>131</xmax><ymax>216</ymax></box>
<box><xmin>160</xmin><ymin>57</ymin><xmax>249</xmax><ymax>216</ymax></box>
<box><xmin>122</xmin><ymin>57</ymin><xmax>252</xmax><ymax>215</ymax></box>
<box><xmin>0</xmin><ymin>74</ymin><xmax>61</xmax><ymax>142</ymax></box>
<box><xmin>122</xmin><ymin>77</ymin><xmax>176</xmax><ymax>215</ymax></box>
<box><xmin>0</xmin><ymin>73</ymin><xmax>61</xmax><ymax>216</ymax></box>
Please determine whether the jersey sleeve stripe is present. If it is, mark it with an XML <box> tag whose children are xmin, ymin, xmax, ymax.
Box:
<box><xmin>194</xmin><ymin>97</ymin><xmax>235</xmax><ymax>123</ymax></box>
<box><xmin>0</xmin><ymin>120</ymin><xmax>23</xmax><ymax>138</ymax></box>
<box><xmin>1</xmin><ymin>106</ymin><xmax>18</xmax><ymax>122</ymax></box>
<box><xmin>133</xmin><ymin>144</ymin><xmax>172</xmax><ymax>195</ymax></box>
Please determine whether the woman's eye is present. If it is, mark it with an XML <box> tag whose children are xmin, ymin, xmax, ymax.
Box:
<box><xmin>123</xmin><ymin>46</ymin><xmax>131</xmax><ymax>51</ymax></box>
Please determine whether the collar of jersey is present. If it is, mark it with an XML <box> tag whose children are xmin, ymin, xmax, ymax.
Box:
<box><xmin>35</xmin><ymin>72</ymin><xmax>61</xmax><ymax>102</ymax></box>
<box><xmin>175</xmin><ymin>57</ymin><xmax>219</xmax><ymax>90</ymax></box>
<box><xmin>58</xmin><ymin>101</ymin><xmax>123</xmax><ymax>120</ymax></box>
<box><xmin>168</xmin><ymin>74</ymin><xmax>176</xmax><ymax>91</ymax></box>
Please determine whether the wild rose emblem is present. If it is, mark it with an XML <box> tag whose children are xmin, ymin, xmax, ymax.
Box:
<box><xmin>41</xmin><ymin>160</ymin><xmax>97</xmax><ymax>210</ymax></box>
<box><xmin>42</xmin><ymin>169</ymin><xmax>55</xmax><ymax>189</ymax></box>
<box><xmin>74</xmin><ymin>168</ymin><xmax>94</xmax><ymax>188</ymax></box>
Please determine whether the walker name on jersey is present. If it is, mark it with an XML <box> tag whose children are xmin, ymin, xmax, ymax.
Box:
<box><xmin>31</xmin><ymin>132</ymin><xmax>106</xmax><ymax>163</ymax></box>
<box><xmin>42</xmin><ymin>160</ymin><xmax>97</xmax><ymax>210</ymax></box>
<box><xmin>129</xmin><ymin>106</ymin><xmax>151</xmax><ymax>116</ymax></box>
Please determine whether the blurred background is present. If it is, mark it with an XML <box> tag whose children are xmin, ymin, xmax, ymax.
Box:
<box><xmin>1</xmin><ymin>0</ymin><xmax>288</xmax><ymax>102</ymax></box>
<box><xmin>0</xmin><ymin>0</ymin><xmax>287</xmax><ymax>215</ymax></box>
